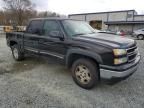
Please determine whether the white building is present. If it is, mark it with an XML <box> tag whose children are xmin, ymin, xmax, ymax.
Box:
<box><xmin>69</xmin><ymin>10</ymin><xmax>144</xmax><ymax>34</ymax></box>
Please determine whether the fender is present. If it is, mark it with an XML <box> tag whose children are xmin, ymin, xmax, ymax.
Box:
<box><xmin>8</xmin><ymin>39</ymin><xmax>18</xmax><ymax>47</ymax></box>
<box><xmin>65</xmin><ymin>48</ymin><xmax>103</xmax><ymax>67</ymax></box>
<box><xmin>7</xmin><ymin>32</ymin><xmax>24</xmax><ymax>47</ymax></box>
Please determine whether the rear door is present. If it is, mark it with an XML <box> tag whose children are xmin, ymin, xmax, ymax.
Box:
<box><xmin>24</xmin><ymin>20</ymin><xmax>43</xmax><ymax>53</ymax></box>
<box><xmin>39</xmin><ymin>20</ymin><xmax>67</xmax><ymax>59</ymax></box>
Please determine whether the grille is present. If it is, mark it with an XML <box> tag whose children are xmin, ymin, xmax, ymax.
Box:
<box><xmin>126</xmin><ymin>45</ymin><xmax>138</xmax><ymax>63</ymax></box>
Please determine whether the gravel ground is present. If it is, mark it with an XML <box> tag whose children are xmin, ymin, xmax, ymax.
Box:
<box><xmin>0</xmin><ymin>36</ymin><xmax>144</xmax><ymax>108</ymax></box>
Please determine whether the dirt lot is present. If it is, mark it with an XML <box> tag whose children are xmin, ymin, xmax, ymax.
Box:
<box><xmin>0</xmin><ymin>35</ymin><xmax>144</xmax><ymax>108</ymax></box>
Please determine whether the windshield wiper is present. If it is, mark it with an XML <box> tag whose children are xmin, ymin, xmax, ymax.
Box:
<box><xmin>72</xmin><ymin>33</ymin><xmax>86</xmax><ymax>36</ymax></box>
<box><xmin>88</xmin><ymin>32</ymin><xmax>96</xmax><ymax>34</ymax></box>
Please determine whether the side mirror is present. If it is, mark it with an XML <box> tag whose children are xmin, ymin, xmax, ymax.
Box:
<box><xmin>49</xmin><ymin>31</ymin><xmax>64</xmax><ymax>39</ymax></box>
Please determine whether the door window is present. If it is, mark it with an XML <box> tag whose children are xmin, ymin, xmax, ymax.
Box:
<box><xmin>43</xmin><ymin>20</ymin><xmax>61</xmax><ymax>36</ymax></box>
<box><xmin>27</xmin><ymin>20</ymin><xmax>43</xmax><ymax>34</ymax></box>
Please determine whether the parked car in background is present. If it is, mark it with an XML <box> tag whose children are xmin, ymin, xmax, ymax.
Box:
<box><xmin>3</xmin><ymin>26</ymin><xmax>13</xmax><ymax>33</ymax></box>
<box><xmin>132</xmin><ymin>28</ymin><xmax>144</xmax><ymax>40</ymax></box>
<box><xmin>116</xmin><ymin>30</ymin><xmax>126</xmax><ymax>36</ymax></box>
<box><xmin>3</xmin><ymin>26</ymin><xmax>26</xmax><ymax>33</ymax></box>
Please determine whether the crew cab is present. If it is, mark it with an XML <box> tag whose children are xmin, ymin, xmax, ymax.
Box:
<box><xmin>6</xmin><ymin>18</ymin><xmax>140</xmax><ymax>89</ymax></box>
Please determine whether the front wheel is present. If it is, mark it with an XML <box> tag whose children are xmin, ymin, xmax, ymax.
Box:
<box><xmin>137</xmin><ymin>35</ymin><xmax>144</xmax><ymax>40</ymax></box>
<box><xmin>71</xmin><ymin>58</ymin><xmax>99</xmax><ymax>89</ymax></box>
<box><xmin>11</xmin><ymin>45</ymin><xmax>24</xmax><ymax>61</ymax></box>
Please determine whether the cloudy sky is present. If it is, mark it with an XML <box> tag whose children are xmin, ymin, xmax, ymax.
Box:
<box><xmin>0</xmin><ymin>0</ymin><xmax>144</xmax><ymax>15</ymax></box>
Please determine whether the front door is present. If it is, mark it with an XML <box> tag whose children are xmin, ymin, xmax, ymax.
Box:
<box><xmin>39</xmin><ymin>20</ymin><xmax>67</xmax><ymax>59</ymax></box>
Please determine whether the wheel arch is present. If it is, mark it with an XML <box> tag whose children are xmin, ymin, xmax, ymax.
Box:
<box><xmin>137</xmin><ymin>34</ymin><xmax>144</xmax><ymax>37</ymax></box>
<box><xmin>137</xmin><ymin>34</ymin><xmax>144</xmax><ymax>39</ymax></box>
<box><xmin>66</xmin><ymin>49</ymin><xmax>103</xmax><ymax>69</ymax></box>
<box><xmin>10</xmin><ymin>40</ymin><xmax>18</xmax><ymax>47</ymax></box>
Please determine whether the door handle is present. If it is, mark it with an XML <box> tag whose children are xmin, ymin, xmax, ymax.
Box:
<box><xmin>39</xmin><ymin>39</ymin><xmax>54</xmax><ymax>43</ymax></box>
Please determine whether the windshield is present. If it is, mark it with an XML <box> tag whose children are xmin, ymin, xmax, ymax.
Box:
<box><xmin>62</xmin><ymin>20</ymin><xmax>95</xmax><ymax>37</ymax></box>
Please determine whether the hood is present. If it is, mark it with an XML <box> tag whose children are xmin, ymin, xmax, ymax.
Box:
<box><xmin>73</xmin><ymin>33</ymin><xmax>135</xmax><ymax>48</ymax></box>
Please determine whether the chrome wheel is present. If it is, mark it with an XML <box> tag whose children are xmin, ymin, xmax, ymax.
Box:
<box><xmin>75</xmin><ymin>65</ymin><xmax>91</xmax><ymax>84</ymax></box>
<box><xmin>13</xmin><ymin>48</ymin><xmax>19</xmax><ymax>59</ymax></box>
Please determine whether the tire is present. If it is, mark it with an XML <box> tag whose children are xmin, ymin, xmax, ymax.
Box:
<box><xmin>11</xmin><ymin>44</ymin><xmax>24</xmax><ymax>61</ymax></box>
<box><xmin>137</xmin><ymin>35</ymin><xmax>144</xmax><ymax>40</ymax></box>
<box><xmin>71</xmin><ymin>58</ymin><xmax>99</xmax><ymax>89</ymax></box>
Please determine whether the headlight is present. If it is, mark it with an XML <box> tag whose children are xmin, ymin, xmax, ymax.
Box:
<box><xmin>113</xmin><ymin>49</ymin><xmax>127</xmax><ymax>56</ymax></box>
<box><xmin>114</xmin><ymin>57</ymin><xmax>128</xmax><ymax>65</ymax></box>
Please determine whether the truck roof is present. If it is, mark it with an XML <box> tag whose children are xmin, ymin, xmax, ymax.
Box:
<box><xmin>30</xmin><ymin>17</ymin><xmax>82</xmax><ymax>21</ymax></box>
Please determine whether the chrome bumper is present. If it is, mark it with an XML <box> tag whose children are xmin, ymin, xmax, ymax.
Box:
<box><xmin>100</xmin><ymin>55</ymin><xmax>140</xmax><ymax>79</ymax></box>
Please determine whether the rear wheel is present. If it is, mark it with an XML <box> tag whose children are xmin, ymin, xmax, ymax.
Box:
<box><xmin>11</xmin><ymin>45</ymin><xmax>24</xmax><ymax>61</ymax></box>
<box><xmin>71</xmin><ymin>58</ymin><xmax>99</xmax><ymax>89</ymax></box>
<box><xmin>137</xmin><ymin>35</ymin><xmax>144</xmax><ymax>40</ymax></box>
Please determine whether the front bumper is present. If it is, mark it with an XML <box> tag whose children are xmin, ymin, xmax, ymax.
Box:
<box><xmin>100</xmin><ymin>55</ymin><xmax>140</xmax><ymax>80</ymax></box>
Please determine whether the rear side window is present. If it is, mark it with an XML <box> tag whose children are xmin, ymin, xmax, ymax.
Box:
<box><xmin>27</xmin><ymin>20</ymin><xmax>43</xmax><ymax>34</ymax></box>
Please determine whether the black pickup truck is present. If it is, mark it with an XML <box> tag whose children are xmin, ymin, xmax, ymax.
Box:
<box><xmin>6</xmin><ymin>18</ymin><xmax>140</xmax><ymax>89</ymax></box>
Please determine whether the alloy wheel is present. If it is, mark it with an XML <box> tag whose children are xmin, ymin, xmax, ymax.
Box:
<box><xmin>75</xmin><ymin>65</ymin><xmax>91</xmax><ymax>84</ymax></box>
